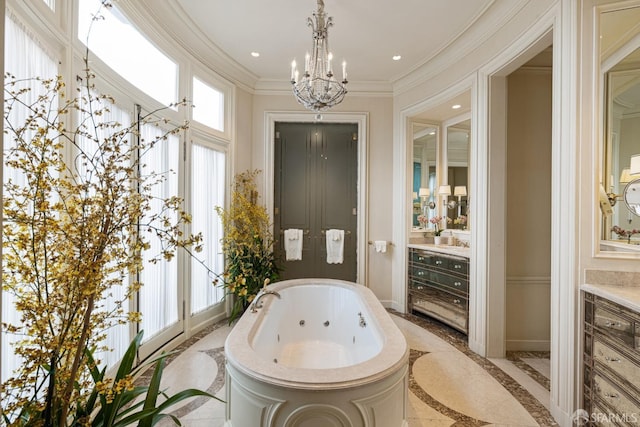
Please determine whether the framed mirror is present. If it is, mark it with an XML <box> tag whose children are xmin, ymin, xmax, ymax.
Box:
<box><xmin>599</xmin><ymin>5</ymin><xmax>640</xmax><ymax>252</ymax></box>
<box><xmin>444</xmin><ymin>117</ymin><xmax>470</xmax><ymax>229</ymax></box>
<box><xmin>412</xmin><ymin>123</ymin><xmax>437</xmax><ymax>229</ymax></box>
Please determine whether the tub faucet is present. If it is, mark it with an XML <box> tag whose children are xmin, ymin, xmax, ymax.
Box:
<box><xmin>251</xmin><ymin>290</ymin><xmax>281</xmax><ymax>313</ymax></box>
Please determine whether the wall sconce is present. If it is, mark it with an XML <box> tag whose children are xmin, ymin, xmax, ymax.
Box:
<box><xmin>453</xmin><ymin>186</ymin><xmax>467</xmax><ymax>216</ymax></box>
<box><xmin>438</xmin><ymin>185</ymin><xmax>451</xmax><ymax>221</ymax></box>
<box><xmin>419</xmin><ymin>187</ymin><xmax>435</xmax><ymax>211</ymax></box>
<box><xmin>609</xmin><ymin>167</ymin><xmax>639</xmax><ymax>206</ymax></box>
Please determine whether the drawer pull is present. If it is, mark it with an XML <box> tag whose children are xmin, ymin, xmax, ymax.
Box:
<box><xmin>604</xmin><ymin>392</ymin><xmax>620</xmax><ymax>399</ymax></box>
<box><xmin>435</xmin><ymin>260</ymin><xmax>443</xmax><ymax>265</ymax></box>
<box><xmin>454</xmin><ymin>264</ymin><xmax>462</xmax><ymax>269</ymax></box>
<box><xmin>453</xmin><ymin>299</ymin><xmax>461</xmax><ymax>304</ymax></box>
<box><xmin>454</xmin><ymin>281</ymin><xmax>462</xmax><ymax>287</ymax></box>
<box><xmin>605</xmin><ymin>321</ymin><xmax>622</xmax><ymax>328</ymax></box>
<box><xmin>604</xmin><ymin>356</ymin><xmax>621</xmax><ymax>363</ymax></box>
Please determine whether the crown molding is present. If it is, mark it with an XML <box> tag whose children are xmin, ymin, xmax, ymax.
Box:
<box><xmin>392</xmin><ymin>0</ymin><xmax>532</xmax><ymax>95</ymax></box>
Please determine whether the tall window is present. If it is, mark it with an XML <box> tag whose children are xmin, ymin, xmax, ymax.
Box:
<box><xmin>193</xmin><ymin>77</ymin><xmax>225</xmax><ymax>132</ymax></box>
<box><xmin>190</xmin><ymin>143</ymin><xmax>226</xmax><ymax>314</ymax></box>
<box><xmin>77</xmin><ymin>0</ymin><xmax>178</xmax><ymax>107</ymax></box>
<box><xmin>2</xmin><ymin>12</ymin><xmax>58</xmax><ymax>382</ymax></box>
<box><xmin>137</xmin><ymin>122</ymin><xmax>180</xmax><ymax>340</ymax></box>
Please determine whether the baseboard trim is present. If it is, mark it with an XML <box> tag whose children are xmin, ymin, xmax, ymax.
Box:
<box><xmin>506</xmin><ymin>339</ymin><xmax>551</xmax><ymax>352</ymax></box>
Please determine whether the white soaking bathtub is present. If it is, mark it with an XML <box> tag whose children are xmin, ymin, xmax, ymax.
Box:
<box><xmin>224</xmin><ymin>278</ymin><xmax>409</xmax><ymax>427</ymax></box>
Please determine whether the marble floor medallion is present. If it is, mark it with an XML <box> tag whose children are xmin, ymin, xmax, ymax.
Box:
<box><xmin>134</xmin><ymin>312</ymin><xmax>559</xmax><ymax>427</ymax></box>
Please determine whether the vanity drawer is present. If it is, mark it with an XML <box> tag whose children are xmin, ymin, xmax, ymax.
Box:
<box><xmin>410</xmin><ymin>249</ymin><xmax>435</xmax><ymax>267</ymax></box>
<box><xmin>430</xmin><ymin>271</ymin><xmax>469</xmax><ymax>294</ymax></box>
<box><xmin>593</xmin><ymin>373</ymin><xmax>640</xmax><ymax>423</ymax></box>
<box><xmin>594</xmin><ymin>339</ymin><xmax>640</xmax><ymax>392</ymax></box>
<box><xmin>594</xmin><ymin>305</ymin><xmax>635</xmax><ymax>348</ymax></box>
<box><xmin>446</xmin><ymin>258</ymin><xmax>468</xmax><ymax>275</ymax></box>
<box><xmin>409</xmin><ymin>286</ymin><xmax>468</xmax><ymax>333</ymax></box>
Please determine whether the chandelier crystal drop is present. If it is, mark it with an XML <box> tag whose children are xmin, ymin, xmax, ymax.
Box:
<box><xmin>290</xmin><ymin>0</ymin><xmax>348</xmax><ymax>111</ymax></box>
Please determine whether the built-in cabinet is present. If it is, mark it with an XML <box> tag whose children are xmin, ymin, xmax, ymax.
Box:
<box><xmin>408</xmin><ymin>246</ymin><xmax>469</xmax><ymax>334</ymax></box>
<box><xmin>583</xmin><ymin>292</ymin><xmax>640</xmax><ymax>424</ymax></box>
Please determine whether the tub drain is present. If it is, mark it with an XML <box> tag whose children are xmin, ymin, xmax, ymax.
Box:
<box><xmin>299</xmin><ymin>320</ymin><xmax>305</xmax><ymax>326</ymax></box>
<box><xmin>273</xmin><ymin>358</ymin><xmax>278</xmax><ymax>364</ymax></box>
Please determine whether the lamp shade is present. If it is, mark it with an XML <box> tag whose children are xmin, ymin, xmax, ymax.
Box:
<box><xmin>454</xmin><ymin>185</ymin><xmax>467</xmax><ymax>197</ymax></box>
<box><xmin>631</xmin><ymin>154</ymin><xmax>640</xmax><ymax>175</ymax></box>
<box><xmin>620</xmin><ymin>168</ymin><xmax>632</xmax><ymax>184</ymax></box>
<box><xmin>418</xmin><ymin>187</ymin><xmax>430</xmax><ymax>197</ymax></box>
<box><xmin>438</xmin><ymin>185</ymin><xmax>451</xmax><ymax>196</ymax></box>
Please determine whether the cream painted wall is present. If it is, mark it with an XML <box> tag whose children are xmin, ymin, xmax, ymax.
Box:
<box><xmin>249</xmin><ymin>93</ymin><xmax>394</xmax><ymax>302</ymax></box>
<box><xmin>506</xmin><ymin>68</ymin><xmax>552</xmax><ymax>351</ymax></box>
<box><xmin>234</xmin><ymin>87</ymin><xmax>254</xmax><ymax>174</ymax></box>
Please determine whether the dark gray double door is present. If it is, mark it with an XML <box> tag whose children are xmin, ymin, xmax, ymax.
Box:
<box><xmin>274</xmin><ymin>122</ymin><xmax>358</xmax><ymax>281</ymax></box>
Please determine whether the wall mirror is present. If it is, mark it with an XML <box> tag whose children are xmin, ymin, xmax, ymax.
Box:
<box><xmin>412</xmin><ymin>123</ymin><xmax>437</xmax><ymax>229</ymax></box>
<box><xmin>599</xmin><ymin>4</ymin><xmax>640</xmax><ymax>252</ymax></box>
<box><xmin>444</xmin><ymin>117</ymin><xmax>470</xmax><ymax>229</ymax></box>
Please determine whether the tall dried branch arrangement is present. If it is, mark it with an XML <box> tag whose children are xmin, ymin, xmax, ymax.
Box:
<box><xmin>215</xmin><ymin>170</ymin><xmax>279</xmax><ymax>323</ymax></box>
<box><xmin>1</xmin><ymin>4</ymin><xmax>215</xmax><ymax>425</ymax></box>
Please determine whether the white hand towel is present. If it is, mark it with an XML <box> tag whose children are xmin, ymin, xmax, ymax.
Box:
<box><xmin>284</xmin><ymin>229</ymin><xmax>303</xmax><ymax>261</ymax></box>
<box><xmin>374</xmin><ymin>240</ymin><xmax>387</xmax><ymax>253</ymax></box>
<box><xmin>326</xmin><ymin>229</ymin><xmax>344</xmax><ymax>264</ymax></box>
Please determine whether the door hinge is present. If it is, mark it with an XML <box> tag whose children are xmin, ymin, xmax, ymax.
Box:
<box><xmin>274</xmin><ymin>207</ymin><xmax>279</xmax><ymax>215</ymax></box>
<box><xmin>352</xmin><ymin>207</ymin><xmax>357</xmax><ymax>215</ymax></box>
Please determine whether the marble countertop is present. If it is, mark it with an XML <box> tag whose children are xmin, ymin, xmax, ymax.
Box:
<box><xmin>581</xmin><ymin>283</ymin><xmax>640</xmax><ymax>313</ymax></box>
<box><xmin>408</xmin><ymin>243</ymin><xmax>470</xmax><ymax>258</ymax></box>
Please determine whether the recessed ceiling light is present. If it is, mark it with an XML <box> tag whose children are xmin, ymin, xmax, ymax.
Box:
<box><xmin>392</xmin><ymin>55</ymin><xmax>402</xmax><ymax>61</ymax></box>
<box><xmin>251</xmin><ymin>52</ymin><xmax>260</xmax><ymax>57</ymax></box>
<box><xmin>452</xmin><ymin>104</ymin><xmax>461</xmax><ymax>109</ymax></box>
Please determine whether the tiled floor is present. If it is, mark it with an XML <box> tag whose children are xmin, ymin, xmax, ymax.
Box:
<box><xmin>138</xmin><ymin>311</ymin><xmax>558</xmax><ymax>427</ymax></box>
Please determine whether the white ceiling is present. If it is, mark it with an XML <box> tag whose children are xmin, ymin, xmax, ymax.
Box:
<box><xmin>151</xmin><ymin>0</ymin><xmax>495</xmax><ymax>84</ymax></box>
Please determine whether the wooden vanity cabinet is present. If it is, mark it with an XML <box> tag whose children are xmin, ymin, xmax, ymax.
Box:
<box><xmin>583</xmin><ymin>292</ymin><xmax>640</xmax><ymax>425</ymax></box>
<box><xmin>408</xmin><ymin>247</ymin><xmax>469</xmax><ymax>334</ymax></box>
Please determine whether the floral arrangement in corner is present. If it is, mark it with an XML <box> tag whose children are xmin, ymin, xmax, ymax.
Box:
<box><xmin>215</xmin><ymin>170</ymin><xmax>280</xmax><ymax>323</ymax></box>
<box><xmin>612</xmin><ymin>225</ymin><xmax>639</xmax><ymax>244</ymax></box>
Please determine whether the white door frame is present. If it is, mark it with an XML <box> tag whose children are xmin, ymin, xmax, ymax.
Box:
<box><xmin>263</xmin><ymin>112</ymin><xmax>369</xmax><ymax>285</ymax></box>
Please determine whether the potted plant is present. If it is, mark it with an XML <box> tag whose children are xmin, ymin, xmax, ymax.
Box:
<box><xmin>215</xmin><ymin>170</ymin><xmax>280</xmax><ymax>323</ymax></box>
<box><xmin>1</xmin><ymin>3</ymin><xmax>221</xmax><ymax>424</ymax></box>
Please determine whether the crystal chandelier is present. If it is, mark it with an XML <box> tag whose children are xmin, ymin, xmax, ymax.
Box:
<box><xmin>290</xmin><ymin>0</ymin><xmax>348</xmax><ymax>111</ymax></box>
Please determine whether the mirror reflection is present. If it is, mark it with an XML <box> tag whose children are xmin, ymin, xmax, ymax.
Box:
<box><xmin>624</xmin><ymin>178</ymin><xmax>640</xmax><ymax>216</ymax></box>
<box><xmin>445</xmin><ymin>119</ymin><xmax>470</xmax><ymax>229</ymax></box>
<box><xmin>601</xmin><ymin>9</ymin><xmax>640</xmax><ymax>247</ymax></box>
<box><xmin>412</xmin><ymin>123</ymin><xmax>437</xmax><ymax>228</ymax></box>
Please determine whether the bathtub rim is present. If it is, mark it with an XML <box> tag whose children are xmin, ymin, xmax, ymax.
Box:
<box><xmin>224</xmin><ymin>278</ymin><xmax>409</xmax><ymax>390</ymax></box>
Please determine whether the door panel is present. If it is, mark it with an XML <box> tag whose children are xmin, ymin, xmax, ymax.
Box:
<box><xmin>275</xmin><ymin>123</ymin><xmax>357</xmax><ymax>281</ymax></box>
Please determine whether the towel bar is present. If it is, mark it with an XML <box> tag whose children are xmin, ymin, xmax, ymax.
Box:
<box><xmin>367</xmin><ymin>241</ymin><xmax>394</xmax><ymax>246</ymax></box>
<box><xmin>321</xmin><ymin>230</ymin><xmax>351</xmax><ymax>235</ymax></box>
